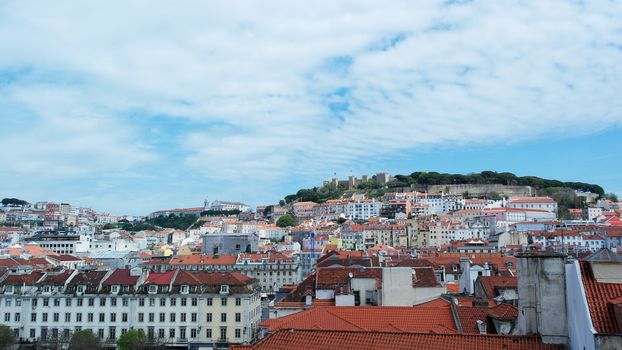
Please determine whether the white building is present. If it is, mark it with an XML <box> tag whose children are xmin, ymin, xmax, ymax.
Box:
<box><xmin>507</xmin><ymin>197</ymin><xmax>557</xmax><ymax>213</ymax></box>
<box><xmin>344</xmin><ymin>200</ymin><xmax>381</xmax><ymax>221</ymax></box>
<box><xmin>0</xmin><ymin>267</ymin><xmax>261</xmax><ymax>347</ymax></box>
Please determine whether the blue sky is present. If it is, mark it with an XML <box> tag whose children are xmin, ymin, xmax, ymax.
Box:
<box><xmin>1</xmin><ymin>1</ymin><xmax>621</xmax><ymax>215</ymax></box>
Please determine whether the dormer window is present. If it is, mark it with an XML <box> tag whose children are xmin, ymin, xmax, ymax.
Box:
<box><xmin>43</xmin><ymin>286</ymin><xmax>51</xmax><ymax>293</ymax></box>
<box><xmin>111</xmin><ymin>285</ymin><xmax>120</xmax><ymax>294</ymax></box>
<box><xmin>77</xmin><ymin>285</ymin><xmax>85</xmax><ymax>294</ymax></box>
<box><xmin>123</xmin><ymin>286</ymin><xmax>130</xmax><ymax>292</ymax></box>
<box><xmin>148</xmin><ymin>285</ymin><xmax>158</xmax><ymax>294</ymax></box>
<box><xmin>220</xmin><ymin>285</ymin><xmax>229</xmax><ymax>294</ymax></box>
<box><xmin>180</xmin><ymin>285</ymin><xmax>189</xmax><ymax>294</ymax></box>
<box><xmin>5</xmin><ymin>285</ymin><xmax>14</xmax><ymax>294</ymax></box>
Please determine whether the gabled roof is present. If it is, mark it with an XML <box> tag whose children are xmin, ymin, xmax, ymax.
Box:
<box><xmin>145</xmin><ymin>270</ymin><xmax>176</xmax><ymax>285</ymax></box>
<box><xmin>39</xmin><ymin>270</ymin><xmax>74</xmax><ymax>285</ymax></box>
<box><xmin>68</xmin><ymin>270</ymin><xmax>108</xmax><ymax>287</ymax></box>
<box><xmin>102</xmin><ymin>268</ymin><xmax>140</xmax><ymax>286</ymax></box>
<box><xmin>579</xmin><ymin>260</ymin><xmax>622</xmax><ymax>333</ymax></box>
<box><xmin>232</xmin><ymin>329</ymin><xmax>563</xmax><ymax>350</ymax></box>
<box><xmin>1</xmin><ymin>271</ymin><xmax>45</xmax><ymax>285</ymax></box>
<box><xmin>260</xmin><ymin>306</ymin><xmax>457</xmax><ymax>334</ymax></box>
<box><xmin>412</xmin><ymin>267</ymin><xmax>441</xmax><ymax>288</ymax></box>
<box><xmin>315</xmin><ymin>267</ymin><xmax>383</xmax><ymax>290</ymax></box>
<box><xmin>475</xmin><ymin>276</ymin><xmax>518</xmax><ymax>299</ymax></box>
<box><xmin>172</xmin><ymin>269</ymin><xmax>201</xmax><ymax>285</ymax></box>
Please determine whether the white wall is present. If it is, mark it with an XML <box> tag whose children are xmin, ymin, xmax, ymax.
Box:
<box><xmin>565</xmin><ymin>261</ymin><xmax>596</xmax><ymax>350</ymax></box>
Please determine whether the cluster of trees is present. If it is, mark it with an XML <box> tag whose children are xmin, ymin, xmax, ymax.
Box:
<box><xmin>0</xmin><ymin>325</ymin><xmax>150</xmax><ymax>350</ymax></box>
<box><xmin>1</xmin><ymin>198</ymin><xmax>29</xmax><ymax>207</ymax></box>
<box><xmin>116</xmin><ymin>214</ymin><xmax>198</xmax><ymax>231</ymax></box>
<box><xmin>388</xmin><ymin>171</ymin><xmax>604</xmax><ymax>196</ymax></box>
<box><xmin>276</xmin><ymin>214</ymin><xmax>296</xmax><ymax>227</ymax></box>
<box><xmin>283</xmin><ymin>184</ymin><xmax>344</xmax><ymax>204</ymax></box>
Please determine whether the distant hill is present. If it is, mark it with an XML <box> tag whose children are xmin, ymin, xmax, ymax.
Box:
<box><xmin>283</xmin><ymin>170</ymin><xmax>604</xmax><ymax>204</ymax></box>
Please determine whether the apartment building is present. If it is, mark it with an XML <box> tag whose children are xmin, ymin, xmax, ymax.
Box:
<box><xmin>0</xmin><ymin>267</ymin><xmax>261</xmax><ymax>347</ymax></box>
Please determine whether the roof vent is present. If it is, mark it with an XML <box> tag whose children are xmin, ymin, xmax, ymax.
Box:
<box><xmin>476</xmin><ymin>320</ymin><xmax>487</xmax><ymax>334</ymax></box>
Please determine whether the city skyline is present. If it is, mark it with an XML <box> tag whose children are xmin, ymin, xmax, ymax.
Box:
<box><xmin>1</xmin><ymin>1</ymin><xmax>621</xmax><ymax>215</ymax></box>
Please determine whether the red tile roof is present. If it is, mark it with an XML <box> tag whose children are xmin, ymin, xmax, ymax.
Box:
<box><xmin>169</xmin><ymin>254</ymin><xmax>237</xmax><ymax>265</ymax></box>
<box><xmin>580</xmin><ymin>261</ymin><xmax>622</xmax><ymax>333</ymax></box>
<box><xmin>1</xmin><ymin>271</ymin><xmax>45</xmax><ymax>285</ymax></box>
<box><xmin>260</xmin><ymin>306</ymin><xmax>457</xmax><ymax>334</ymax></box>
<box><xmin>172</xmin><ymin>269</ymin><xmax>201</xmax><ymax>285</ymax></box>
<box><xmin>456</xmin><ymin>303</ymin><xmax>518</xmax><ymax>334</ymax></box>
<box><xmin>145</xmin><ymin>270</ymin><xmax>176</xmax><ymax>285</ymax></box>
<box><xmin>316</xmin><ymin>267</ymin><xmax>383</xmax><ymax>290</ymax></box>
<box><xmin>475</xmin><ymin>276</ymin><xmax>517</xmax><ymax>299</ymax></box>
<box><xmin>232</xmin><ymin>329</ymin><xmax>563</xmax><ymax>350</ymax></box>
<box><xmin>102</xmin><ymin>268</ymin><xmax>140</xmax><ymax>286</ymax></box>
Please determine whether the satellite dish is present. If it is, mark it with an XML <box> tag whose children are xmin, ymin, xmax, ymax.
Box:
<box><xmin>348</xmin><ymin>272</ymin><xmax>353</xmax><ymax>279</ymax></box>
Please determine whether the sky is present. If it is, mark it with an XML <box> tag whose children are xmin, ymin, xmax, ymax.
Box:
<box><xmin>1</xmin><ymin>0</ymin><xmax>621</xmax><ymax>215</ymax></box>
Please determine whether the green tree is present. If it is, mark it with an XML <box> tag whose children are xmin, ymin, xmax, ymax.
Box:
<box><xmin>70</xmin><ymin>329</ymin><xmax>101</xmax><ymax>350</ymax></box>
<box><xmin>605</xmin><ymin>193</ymin><xmax>619</xmax><ymax>202</ymax></box>
<box><xmin>0</xmin><ymin>324</ymin><xmax>16</xmax><ymax>350</ymax></box>
<box><xmin>276</xmin><ymin>214</ymin><xmax>296</xmax><ymax>227</ymax></box>
<box><xmin>117</xmin><ymin>329</ymin><xmax>146</xmax><ymax>350</ymax></box>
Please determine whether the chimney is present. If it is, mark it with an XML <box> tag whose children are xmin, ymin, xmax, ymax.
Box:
<box><xmin>476</xmin><ymin>320</ymin><xmax>487</xmax><ymax>334</ymax></box>
<box><xmin>514</xmin><ymin>252</ymin><xmax>567</xmax><ymax>345</ymax></box>
<box><xmin>459</xmin><ymin>257</ymin><xmax>472</xmax><ymax>294</ymax></box>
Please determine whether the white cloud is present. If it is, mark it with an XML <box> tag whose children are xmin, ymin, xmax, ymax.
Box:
<box><xmin>1</xmin><ymin>0</ymin><xmax>621</xmax><ymax>213</ymax></box>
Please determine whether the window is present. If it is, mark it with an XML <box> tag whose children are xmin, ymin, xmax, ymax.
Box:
<box><xmin>65</xmin><ymin>313</ymin><xmax>71</xmax><ymax>322</ymax></box>
<box><xmin>159</xmin><ymin>313</ymin><xmax>165</xmax><ymax>322</ymax></box>
<box><xmin>65</xmin><ymin>298</ymin><xmax>72</xmax><ymax>307</ymax></box>
<box><xmin>158</xmin><ymin>329</ymin><xmax>165</xmax><ymax>339</ymax></box>
<box><xmin>191</xmin><ymin>298</ymin><xmax>198</xmax><ymax>306</ymax></box>
<box><xmin>99</xmin><ymin>313</ymin><xmax>105</xmax><ymax>322</ymax></box>
<box><xmin>160</xmin><ymin>298</ymin><xmax>166</xmax><ymax>307</ymax></box>
<box><xmin>31</xmin><ymin>313</ymin><xmax>36</xmax><ymax>322</ymax></box>
<box><xmin>170</xmin><ymin>313</ymin><xmax>176</xmax><ymax>322</ymax></box>
<box><xmin>191</xmin><ymin>313</ymin><xmax>197</xmax><ymax>322</ymax></box>
<box><xmin>5</xmin><ymin>299</ymin><xmax>11</xmax><ymax>307</ymax></box>
<box><xmin>180</xmin><ymin>313</ymin><xmax>186</xmax><ymax>322</ymax></box>
<box><xmin>77</xmin><ymin>299</ymin><xmax>83</xmax><ymax>307</ymax></box>
<box><xmin>111</xmin><ymin>298</ymin><xmax>117</xmax><ymax>307</ymax></box>
<box><xmin>149</xmin><ymin>298</ymin><xmax>155</xmax><ymax>307</ymax></box>
<box><xmin>221</xmin><ymin>313</ymin><xmax>227</xmax><ymax>322</ymax></box>
<box><xmin>76</xmin><ymin>313</ymin><xmax>82</xmax><ymax>322</ymax></box>
<box><xmin>235</xmin><ymin>313</ymin><xmax>241</xmax><ymax>322</ymax></box>
<box><xmin>98</xmin><ymin>329</ymin><xmax>104</xmax><ymax>339</ymax></box>
<box><xmin>100</xmin><ymin>298</ymin><xmax>106</xmax><ymax>307</ymax></box>
<box><xmin>147</xmin><ymin>327</ymin><xmax>154</xmax><ymax>339</ymax></box>
<box><xmin>122</xmin><ymin>298</ymin><xmax>129</xmax><ymax>307</ymax></box>
<box><xmin>181</xmin><ymin>285</ymin><xmax>189</xmax><ymax>294</ymax></box>
<box><xmin>206</xmin><ymin>298</ymin><xmax>213</xmax><ymax>306</ymax></box>
<box><xmin>181</xmin><ymin>298</ymin><xmax>187</xmax><ymax>306</ymax></box>
<box><xmin>206</xmin><ymin>329</ymin><xmax>212</xmax><ymax>338</ymax></box>
<box><xmin>122</xmin><ymin>313</ymin><xmax>128</xmax><ymax>322</ymax></box>
<box><xmin>87</xmin><ymin>313</ymin><xmax>93</xmax><ymax>322</ymax></box>
<box><xmin>110</xmin><ymin>313</ymin><xmax>116</xmax><ymax>322</ymax></box>
<box><xmin>149</xmin><ymin>313</ymin><xmax>154</xmax><ymax>322</ymax></box>
<box><xmin>109</xmin><ymin>327</ymin><xmax>116</xmax><ymax>340</ymax></box>
<box><xmin>30</xmin><ymin>329</ymin><xmax>35</xmax><ymax>338</ymax></box>
<box><xmin>169</xmin><ymin>329</ymin><xmax>175</xmax><ymax>338</ymax></box>
<box><xmin>191</xmin><ymin>328</ymin><xmax>197</xmax><ymax>339</ymax></box>
<box><xmin>220</xmin><ymin>285</ymin><xmax>229</xmax><ymax>294</ymax></box>
<box><xmin>14</xmin><ymin>313</ymin><xmax>20</xmax><ymax>322</ymax></box>
<box><xmin>111</xmin><ymin>285</ymin><xmax>119</xmax><ymax>294</ymax></box>
<box><xmin>88</xmin><ymin>298</ymin><xmax>94</xmax><ymax>307</ymax></box>
<box><xmin>148</xmin><ymin>285</ymin><xmax>157</xmax><ymax>294</ymax></box>
<box><xmin>3</xmin><ymin>313</ymin><xmax>8</xmax><ymax>322</ymax></box>
<box><xmin>53</xmin><ymin>313</ymin><xmax>59</xmax><ymax>322</ymax></box>
<box><xmin>139</xmin><ymin>298</ymin><xmax>145</xmax><ymax>307</ymax></box>
<box><xmin>180</xmin><ymin>327</ymin><xmax>186</xmax><ymax>340</ymax></box>
<box><xmin>170</xmin><ymin>298</ymin><xmax>176</xmax><ymax>306</ymax></box>
<box><xmin>235</xmin><ymin>298</ymin><xmax>241</xmax><ymax>306</ymax></box>
<box><xmin>138</xmin><ymin>313</ymin><xmax>144</xmax><ymax>322</ymax></box>
<box><xmin>220</xmin><ymin>327</ymin><xmax>227</xmax><ymax>340</ymax></box>
<box><xmin>43</xmin><ymin>298</ymin><xmax>49</xmax><ymax>307</ymax></box>
<box><xmin>235</xmin><ymin>329</ymin><xmax>241</xmax><ymax>338</ymax></box>
<box><xmin>221</xmin><ymin>297</ymin><xmax>227</xmax><ymax>306</ymax></box>
<box><xmin>206</xmin><ymin>313</ymin><xmax>212</xmax><ymax>322</ymax></box>
<box><xmin>32</xmin><ymin>299</ymin><xmax>38</xmax><ymax>307</ymax></box>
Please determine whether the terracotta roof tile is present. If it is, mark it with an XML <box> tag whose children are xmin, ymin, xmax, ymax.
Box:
<box><xmin>260</xmin><ymin>306</ymin><xmax>457</xmax><ymax>334</ymax></box>
<box><xmin>234</xmin><ymin>329</ymin><xmax>563</xmax><ymax>350</ymax></box>
<box><xmin>102</xmin><ymin>268</ymin><xmax>139</xmax><ymax>286</ymax></box>
<box><xmin>580</xmin><ymin>260</ymin><xmax>622</xmax><ymax>333</ymax></box>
